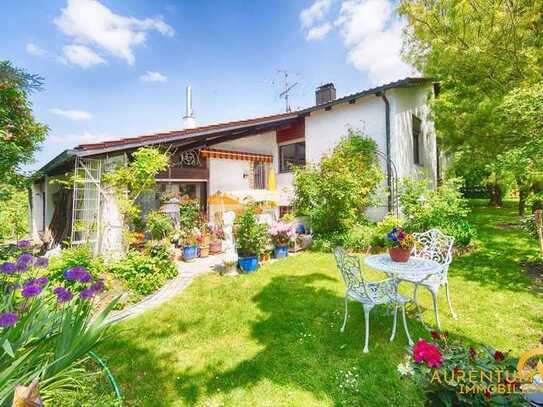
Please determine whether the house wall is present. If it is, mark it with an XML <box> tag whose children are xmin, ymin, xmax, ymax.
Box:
<box><xmin>304</xmin><ymin>94</ymin><xmax>388</xmax><ymax>220</ymax></box>
<box><xmin>30</xmin><ymin>181</ymin><xmax>45</xmax><ymax>240</ymax></box>
<box><xmin>209</xmin><ymin>130</ymin><xmax>294</xmax><ymax>207</ymax></box>
<box><xmin>388</xmin><ymin>86</ymin><xmax>437</xmax><ymax>184</ymax></box>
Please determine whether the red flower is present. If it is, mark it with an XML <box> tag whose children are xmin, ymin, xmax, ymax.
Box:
<box><xmin>494</xmin><ymin>350</ymin><xmax>504</xmax><ymax>361</ymax></box>
<box><xmin>469</xmin><ymin>347</ymin><xmax>477</xmax><ymax>359</ymax></box>
<box><xmin>413</xmin><ymin>339</ymin><xmax>443</xmax><ymax>368</ymax></box>
<box><xmin>431</xmin><ymin>331</ymin><xmax>441</xmax><ymax>340</ymax></box>
<box><xmin>484</xmin><ymin>389</ymin><xmax>491</xmax><ymax>399</ymax></box>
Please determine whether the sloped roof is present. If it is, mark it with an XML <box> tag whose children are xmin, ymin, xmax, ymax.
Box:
<box><xmin>36</xmin><ymin>77</ymin><xmax>432</xmax><ymax>176</ymax></box>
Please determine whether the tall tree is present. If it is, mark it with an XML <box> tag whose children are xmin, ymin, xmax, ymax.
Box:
<box><xmin>399</xmin><ymin>0</ymin><xmax>543</xmax><ymax>206</ymax></box>
<box><xmin>0</xmin><ymin>61</ymin><xmax>48</xmax><ymax>199</ymax></box>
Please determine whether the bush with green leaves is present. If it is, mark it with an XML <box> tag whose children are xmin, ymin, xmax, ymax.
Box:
<box><xmin>109</xmin><ymin>242</ymin><xmax>177</xmax><ymax>296</ymax></box>
<box><xmin>46</xmin><ymin>245</ymin><xmax>105</xmax><ymax>284</ymax></box>
<box><xmin>0</xmin><ymin>186</ymin><xmax>28</xmax><ymax>242</ymax></box>
<box><xmin>293</xmin><ymin>130</ymin><xmax>383</xmax><ymax>240</ymax></box>
<box><xmin>235</xmin><ymin>205</ymin><xmax>268</xmax><ymax>257</ymax></box>
<box><xmin>145</xmin><ymin>210</ymin><xmax>173</xmax><ymax>240</ymax></box>
<box><xmin>179</xmin><ymin>197</ymin><xmax>200</xmax><ymax>231</ymax></box>
<box><xmin>0</xmin><ymin>251</ymin><xmax>116</xmax><ymax>404</ymax></box>
<box><xmin>399</xmin><ymin>177</ymin><xmax>476</xmax><ymax>246</ymax></box>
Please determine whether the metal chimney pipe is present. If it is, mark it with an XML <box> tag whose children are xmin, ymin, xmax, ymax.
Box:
<box><xmin>183</xmin><ymin>85</ymin><xmax>196</xmax><ymax>129</ymax></box>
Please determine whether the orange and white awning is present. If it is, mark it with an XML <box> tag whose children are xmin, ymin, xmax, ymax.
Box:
<box><xmin>201</xmin><ymin>148</ymin><xmax>273</xmax><ymax>163</ymax></box>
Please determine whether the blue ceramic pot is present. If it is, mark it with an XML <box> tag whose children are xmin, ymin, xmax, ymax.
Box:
<box><xmin>295</xmin><ymin>224</ymin><xmax>306</xmax><ymax>234</ymax></box>
<box><xmin>238</xmin><ymin>256</ymin><xmax>259</xmax><ymax>273</ymax></box>
<box><xmin>274</xmin><ymin>245</ymin><xmax>289</xmax><ymax>258</ymax></box>
<box><xmin>183</xmin><ymin>245</ymin><xmax>198</xmax><ymax>262</ymax></box>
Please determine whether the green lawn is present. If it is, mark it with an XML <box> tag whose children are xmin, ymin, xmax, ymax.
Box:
<box><xmin>99</xmin><ymin>201</ymin><xmax>543</xmax><ymax>406</ymax></box>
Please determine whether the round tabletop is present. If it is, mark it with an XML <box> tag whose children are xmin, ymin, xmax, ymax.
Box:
<box><xmin>364</xmin><ymin>254</ymin><xmax>441</xmax><ymax>281</ymax></box>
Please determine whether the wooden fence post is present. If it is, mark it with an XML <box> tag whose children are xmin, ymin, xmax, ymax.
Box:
<box><xmin>535</xmin><ymin>209</ymin><xmax>543</xmax><ymax>257</ymax></box>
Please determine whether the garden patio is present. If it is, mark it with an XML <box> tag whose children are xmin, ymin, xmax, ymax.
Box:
<box><xmin>84</xmin><ymin>201</ymin><xmax>543</xmax><ymax>406</ymax></box>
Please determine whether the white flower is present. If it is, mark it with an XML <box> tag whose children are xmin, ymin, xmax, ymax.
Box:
<box><xmin>397</xmin><ymin>361</ymin><xmax>414</xmax><ymax>377</ymax></box>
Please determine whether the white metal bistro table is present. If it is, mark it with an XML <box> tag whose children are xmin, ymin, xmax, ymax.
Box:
<box><xmin>364</xmin><ymin>254</ymin><xmax>442</xmax><ymax>329</ymax></box>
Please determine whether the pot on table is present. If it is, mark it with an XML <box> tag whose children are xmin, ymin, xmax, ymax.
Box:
<box><xmin>388</xmin><ymin>247</ymin><xmax>411</xmax><ymax>262</ymax></box>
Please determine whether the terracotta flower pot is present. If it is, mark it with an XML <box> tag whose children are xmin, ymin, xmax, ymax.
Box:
<box><xmin>199</xmin><ymin>245</ymin><xmax>210</xmax><ymax>258</ymax></box>
<box><xmin>389</xmin><ymin>247</ymin><xmax>411</xmax><ymax>262</ymax></box>
<box><xmin>209</xmin><ymin>240</ymin><xmax>222</xmax><ymax>254</ymax></box>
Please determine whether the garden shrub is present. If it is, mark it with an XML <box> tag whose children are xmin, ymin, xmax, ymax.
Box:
<box><xmin>109</xmin><ymin>242</ymin><xmax>177</xmax><ymax>296</ymax></box>
<box><xmin>293</xmin><ymin>130</ymin><xmax>383</xmax><ymax>241</ymax></box>
<box><xmin>399</xmin><ymin>177</ymin><xmax>476</xmax><ymax>246</ymax></box>
<box><xmin>145</xmin><ymin>210</ymin><xmax>173</xmax><ymax>240</ymax></box>
<box><xmin>46</xmin><ymin>245</ymin><xmax>106</xmax><ymax>283</ymax></box>
<box><xmin>179</xmin><ymin>197</ymin><xmax>200</xmax><ymax>230</ymax></box>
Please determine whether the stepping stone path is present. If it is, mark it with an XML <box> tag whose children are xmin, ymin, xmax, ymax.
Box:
<box><xmin>106</xmin><ymin>253</ymin><xmax>229</xmax><ymax>324</ymax></box>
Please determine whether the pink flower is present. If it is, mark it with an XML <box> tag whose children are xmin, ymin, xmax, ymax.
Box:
<box><xmin>413</xmin><ymin>339</ymin><xmax>443</xmax><ymax>368</ymax></box>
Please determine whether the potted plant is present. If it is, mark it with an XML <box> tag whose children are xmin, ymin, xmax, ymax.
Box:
<box><xmin>235</xmin><ymin>205</ymin><xmax>268</xmax><ymax>273</ymax></box>
<box><xmin>145</xmin><ymin>210</ymin><xmax>173</xmax><ymax>240</ymax></box>
<box><xmin>385</xmin><ymin>227</ymin><xmax>414</xmax><ymax>262</ymax></box>
<box><xmin>209</xmin><ymin>223</ymin><xmax>225</xmax><ymax>254</ymax></box>
<box><xmin>179</xmin><ymin>228</ymin><xmax>200</xmax><ymax>262</ymax></box>
<box><xmin>269</xmin><ymin>221</ymin><xmax>296</xmax><ymax>258</ymax></box>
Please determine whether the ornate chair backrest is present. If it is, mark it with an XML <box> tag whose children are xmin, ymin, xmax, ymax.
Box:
<box><xmin>333</xmin><ymin>247</ymin><xmax>365</xmax><ymax>292</ymax></box>
<box><xmin>412</xmin><ymin>229</ymin><xmax>454</xmax><ymax>269</ymax></box>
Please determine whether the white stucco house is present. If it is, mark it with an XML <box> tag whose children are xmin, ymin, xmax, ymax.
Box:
<box><xmin>30</xmin><ymin>77</ymin><xmax>440</xmax><ymax>254</ymax></box>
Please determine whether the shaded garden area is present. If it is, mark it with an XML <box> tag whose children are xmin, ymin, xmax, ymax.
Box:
<box><xmin>98</xmin><ymin>201</ymin><xmax>543</xmax><ymax>406</ymax></box>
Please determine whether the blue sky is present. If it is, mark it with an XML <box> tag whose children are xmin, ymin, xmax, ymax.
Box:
<box><xmin>0</xmin><ymin>0</ymin><xmax>414</xmax><ymax>171</ymax></box>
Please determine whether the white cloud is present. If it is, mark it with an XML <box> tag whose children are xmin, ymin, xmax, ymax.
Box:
<box><xmin>49</xmin><ymin>108</ymin><xmax>93</xmax><ymax>120</ymax></box>
<box><xmin>335</xmin><ymin>0</ymin><xmax>416</xmax><ymax>84</ymax></box>
<box><xmin>49</xmin><ymin>131</ymin><xmax>109</xmax><ymax>145</ymax></box>
<box><xmin>140</xmin><ymin>71</ymin><xmax>167</xmax><ymax>83</ymax></box>
<box><xmin>26</xmin><ymin>43</ymin><xmax>47</xmax><ymax>57</ymax></box>
<box><xmin>305</xmin><ymin>22</ymin><xmax>332</xmax><ymax>41</ymax></box>
<box><xmin>54</xmin><ymin>0</ymin><xmax>174</xmax><ymax>66</ymax></box>
<box><xmin>300</xmin><ymin>0</ymin><xmax>332</xmax><ymax>28</ymax></box>
<box><xmin>62</xmin><ymin>44</ymin><xmax>106</xmax><ymax>68</ymax></box>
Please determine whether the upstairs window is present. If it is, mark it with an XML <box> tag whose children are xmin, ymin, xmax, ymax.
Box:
<box><xmin>279</xmin><ymin>142</ymin><xmax>305</xmax><ymax>173</ymax></box>
<box><xmin>412</xmin><ymin>115</ymin><xmax>422</xmax><ymax>165</ymax></box>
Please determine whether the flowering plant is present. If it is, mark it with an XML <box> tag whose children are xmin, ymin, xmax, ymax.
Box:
<box><xmin>398</xmin><ymin>333</ymin><xmax>525</xmax><ymax>406</ymax></box>
<box><xmin>209</xmin><ymin>223</ymin><xmax>225</xmax><ymax>241</ymax></box>
<box><xmin>385</xmin><ymin>227</ymin><xmax>414</xmax><ymax>250</ymax></box>
<box><xmin>0</xmin><ymin>249</ymin><xmax>116</xmax><ymax>403</ymax></box>
<box><xmin>178</xmin><ymin>227</ymin><xmax>201</xmax><ymax>247</ymax></box>
<box><xmin>269</xmin><ymin>221</ymin><xmax>296</xmax><ymax>246</ymax></box>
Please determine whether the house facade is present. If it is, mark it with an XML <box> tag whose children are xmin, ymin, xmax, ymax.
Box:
<box><xmin>30</xmin><ymin>77</ymin><xmax>439</xmax><ymax>254</ymax></box>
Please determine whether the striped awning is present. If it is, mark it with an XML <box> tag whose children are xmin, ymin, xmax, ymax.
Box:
<box><xmin>201</xmin><ymin>148</ymin><xmax>273</xmax><ymax>163</ymax></box>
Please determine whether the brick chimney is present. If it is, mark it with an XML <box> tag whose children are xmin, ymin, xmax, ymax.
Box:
<box><xmin>315</xmin><ymin>83</ymin><xmax>336</xmax><ymax>105</ymax></box>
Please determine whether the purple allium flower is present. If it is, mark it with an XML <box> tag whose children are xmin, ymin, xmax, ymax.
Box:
<box><xmin>21</xmin><ymin>285</ymin><xmax>42</xmax><ymax>298</ymax></box>
<box><xmin>79</xmin><ymin>288</ymin><xmax>94</xmax><ymax>300</ymax></box>
<box><xmin>64</xmin><ymin>266</ymin><xmax>91</xmax><ymax>282</ymax></box>
<box><xmin>16</xmin><ymin>262</ymin><xmax>28</xmax><ymax>273</ymax></box>
<box><xmin>79</xmin><ymin>272</ymin><xmax>92</xmax><ymax>283</ymax></box>
<box><xmin>0</xmin><ymin>262</ymin><xmax>16</xmax><ymax>274</ymax></box>
<box><xmin>34</xmin><ymin>277</ymin><xmax>49</xmax><ymax>286</ymax></box>
<box><xmin>16</xmin><ymin>240</ymin><xmax>31</xmax><ymax>249</ymax></box>
<box><xmin>0</xmin><ymin>312</ymin><xmax>17</xmax><ymax>327</ymax></box>
<box><xmin>90</xmin><ymin>280</ymin><xmax>105</xmax><ymax>293</ymax></box>
<box><xmin>33</xmin><ymin>257</ymin><xmax>49</xmax><ymax>268</ymax></box>
<box><xmin>53</xmin><ymin>287</ymin><xmax>73</xmax><ymax>303</ymax></box>
<box><xmin>16</xmin><ymin>253</ymin><xmax>33</xmax><ymax>272</ymax></box>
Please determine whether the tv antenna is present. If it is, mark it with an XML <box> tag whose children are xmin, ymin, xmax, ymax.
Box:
<box><xmin>276</xmin><ymin>70</ymin><xmax>298</xmax><ymax>112</ymax></box>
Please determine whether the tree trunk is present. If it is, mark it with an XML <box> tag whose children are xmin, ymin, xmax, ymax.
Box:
<box><xmin>487</xmin><ymin>183</ymin><xmax>503</xmax><ymax>207</ymax></box>
<box><xmin>531</xmin><ymin>181</ymin><xmax>543</xmax><ymax>212</ymax></box>
<box><xmin>518</xmin><ymin>188</ymin><xmax>527</xmax><ymax>216</ymax></box>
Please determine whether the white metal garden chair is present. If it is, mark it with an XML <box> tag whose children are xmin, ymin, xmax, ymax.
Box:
<box><xmin>408</xmin><ymin>229</ymin><xmax>456</xmax><ymax>329</ymax></box>
<box><xmin>333</xmin><ymin>247</ymin><xmax>413</xmax><ymax>353</ymax></box>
